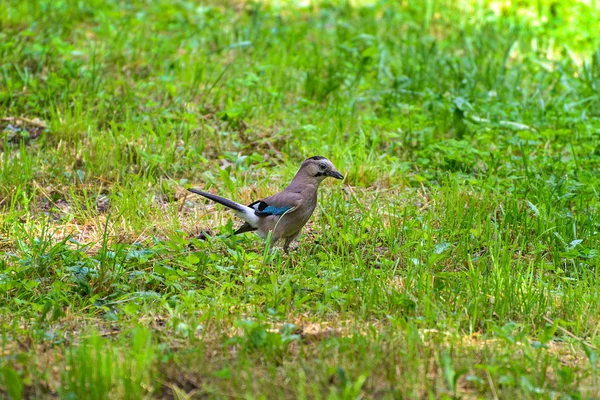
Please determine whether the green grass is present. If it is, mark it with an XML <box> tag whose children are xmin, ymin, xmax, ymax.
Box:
<box><xmin>1</xmin><ymin>0</ymin><xmax>600</xmax><ymax>398</ymax></box>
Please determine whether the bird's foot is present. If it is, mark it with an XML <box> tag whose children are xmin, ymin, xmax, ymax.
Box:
<box><xmin>196</xmin><ymin>230</ymin><xmax>213</xmax><ymax>240</ymax></box>
<box><xmin>283</xmin><ymin>245</ymin><xmax>300</xmax><ymax>255</ymax></box>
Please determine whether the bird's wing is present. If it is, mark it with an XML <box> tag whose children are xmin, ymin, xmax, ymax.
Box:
<box><xmin>248</xmin><ymin>192</ymin><xmax>302</xmax><ymax>217</ymax></box>
<box><xmin>234</xmin><ymin>222</ymin><xmax>257</xmax><ymax>235</ymax></box>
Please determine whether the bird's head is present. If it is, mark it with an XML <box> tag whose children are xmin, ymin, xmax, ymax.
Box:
<box><xmin>301</xmin><ymin>156</ymin><xmax>344</xmax><ymax>181</ymax></box>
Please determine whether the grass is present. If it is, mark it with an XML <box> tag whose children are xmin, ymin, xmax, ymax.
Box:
<box><xmin>1</xmin><ymin>0</ymin><xmax>600</xmax><ymax>398</ymax></box>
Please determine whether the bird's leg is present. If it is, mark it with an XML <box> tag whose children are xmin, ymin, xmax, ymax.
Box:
<box><xmin>268</xmin><ymin>236</ymin><xmax>280</xmax><ymax>254</ymax></box>
<box><xmin>283</xmin><ymin>233</ymin><xmax>300</xmax><ymax>254</ymax></box>
<box><xmin>283</xmin><ymin>240</ymin><xmax>291</xmax><ymax>254</ymax></box>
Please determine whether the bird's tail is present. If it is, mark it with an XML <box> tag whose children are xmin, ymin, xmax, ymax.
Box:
<box><xmin>187</xmin><ymin>188</ymin><xmax>259</xmax><ymax>227</ymax></box>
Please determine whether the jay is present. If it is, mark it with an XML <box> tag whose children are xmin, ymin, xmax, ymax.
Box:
<box><xmin>188</xmin><ymin>156</ymin><xmax>343</xmax><ymax>253</ymax></box>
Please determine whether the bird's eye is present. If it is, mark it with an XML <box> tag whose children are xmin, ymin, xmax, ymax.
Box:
<box><xmin>319</xmin><ymin>163</ymin><xmax>327</xmax><ymax>170</ymax></box>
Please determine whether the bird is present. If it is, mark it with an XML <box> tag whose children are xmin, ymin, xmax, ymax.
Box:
<box><xmin>188</xmin><ymin>156</ymin><xmax>343</xmax><ymax>253</ymax></box>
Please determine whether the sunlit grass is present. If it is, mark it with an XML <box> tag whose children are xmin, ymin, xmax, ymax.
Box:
<box><xmin>1</xmin><ymin>0</ymin><xmax>600</xmax><ymax>398</ymax></box>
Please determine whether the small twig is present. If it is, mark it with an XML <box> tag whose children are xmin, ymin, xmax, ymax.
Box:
<box><xmin>32</xmin><ymin>181</ymin><xmax>55</xmax><ymax>207</ymax></box>
<box><xmin>543</xmin><ymin>316</ymin><xmax>597</xmax><ymax>350</ymax></box>
<box><xmin>179</xmin><ymin>190</ymin><xmax>188</xmax><ymax>214</ymax></box>
<box><xmin>486</xmin><ymin>370</ymin><xmax>498</xmax><ymax>400</ymax></box>
<box><xmin>1</xmin><ymin>116</ymin><xmax>47</xmax><ymax>128</ymax></box>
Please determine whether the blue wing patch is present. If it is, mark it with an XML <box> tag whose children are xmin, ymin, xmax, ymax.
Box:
<box><xmin>261</xmin><ymin>205</ymin><xmax>292</xmax><ymax>215</ymax></box>
<box><xmin>248</xmin><ymin>200</ymin><xmax>292</xmax><ymax>216</ymax></box>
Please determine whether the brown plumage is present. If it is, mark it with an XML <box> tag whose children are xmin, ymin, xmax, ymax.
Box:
<box><xmin>188</xmin><ymin>156</ymin><xmax>343</xmax><ymax>253</ymax></box>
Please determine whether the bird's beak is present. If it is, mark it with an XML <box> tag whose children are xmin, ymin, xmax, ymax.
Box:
<box><xmin>328</xmin><ymin>170</ymin><xmax>344</xmax><ymax>180</ymax></box>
